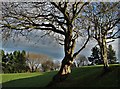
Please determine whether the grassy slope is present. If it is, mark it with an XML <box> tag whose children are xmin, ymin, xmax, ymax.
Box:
<box><xmin>57</xmin><ymin>64</ymin><xmax>120</xmax><ymax>87</ymax></box>
<box><xmin>1</xmin><ymin>64</ymin><xmax>120</xmax><ymax>88</ymax></box>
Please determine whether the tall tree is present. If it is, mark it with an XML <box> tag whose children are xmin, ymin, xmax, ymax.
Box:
<box><xmin>84</xmin><ymin>2</ymin><xmax>120</xmax><ymax>70</ymax></box>
<box><xmin>1</xmin><ymin>1</ymin><xmax>90</xmax><ymax>81</ymax></box>
<box><xmin>1</xmin><ymin>50</ymin><xmax>6</xmax><ymax>72</ymax></box>
<box><xmin>41</xmin><ymin>60</ymin><xmax>54</xmax><ymax>72</ymax></box>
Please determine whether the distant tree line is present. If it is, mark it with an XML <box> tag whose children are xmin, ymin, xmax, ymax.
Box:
<box><xmin>26</xmin><ymin>52</ymin><xmax>60</xmax><ymax>72</ymax></box>
<box><xmin>0</xmin><ymin>50</ymin><xmax>60</xmax><ymax>73</ymax></box>
<box><xmin>1</xmin><ymin>50</ymin><xmax>28</xmax><ymax>73</ymax></box>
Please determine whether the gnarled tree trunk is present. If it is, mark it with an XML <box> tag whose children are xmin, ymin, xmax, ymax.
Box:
<box><xmin>47</xmin><ymin>26</ymin><xmax>76</xmax><ymax>87</ymax></box>
<box><xmin>46</xmin><ymin>54</ymin><xmax>74</xmax><ymax>88</ymax></box>
<box><xmin>53</xmin><ymin>55</ymin><xmax>74</xmax><ymax>82</ymax></box>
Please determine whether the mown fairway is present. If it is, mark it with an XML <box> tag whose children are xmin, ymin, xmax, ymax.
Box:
<box><xmin>1</xmin><ymin>64</ymin><xmax>120</xmax><ymax>88</ymax></box>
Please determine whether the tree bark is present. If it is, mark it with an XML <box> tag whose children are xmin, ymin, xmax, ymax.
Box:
<box><xmin>47</xmin><ymin>27</ymin><xmax>76</xmax><ymax>87</ymax></box>
<box><xmin>102</xmin><ymin>37</ymin><xmax>109</xmax><ymax>71</ymax></box>
<box><xmin>99</xmin><ymin>37</ymin><xmax>109</xmax><ymax>71</ymax></box>
<box><xmin>53</xmin><ymin>55</ymin><xmax>73</xmax><ymax>81</ymax></box>
<box><xmin>46</xmin><ymin>55</ymin><xmax>74</xmax><ymax>87</ymax></box>
<box><xmin>52</xmin><ymin>25</ymin><xmax>75</xmax><ymax>81</ymax></box>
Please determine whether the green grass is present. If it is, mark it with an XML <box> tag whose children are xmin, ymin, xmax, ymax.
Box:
<box><xmin>57</xmin><ymin>64</ymin><xmax>120</xmax><ymax>87</ymax></box>
<box><xmin>0</xmin><ymin>72</ymin><xmax>57</xmax><ymax>87</ymax></box>
<box><xmin>1</xmin><ymin>73</ymin><xmax>42</xmax><ymax>84</ymax></box>
<box><xmin>0</xmin><ymin>64</ymin><xmax>120</xmax><ymax>88</ymax></box>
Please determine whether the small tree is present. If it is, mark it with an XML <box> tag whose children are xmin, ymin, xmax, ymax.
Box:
<box><xmin>91</xmin><ymin>46</ymin><xmax>99</xmax><ymax>59</ymax></box>
<box><xmin>53</xmin><ymin>60</ymin><xmax>60</xmax><ymax>70</ymax></box>
<box><xmin>90</xmin><ymin>46</ymin><xmax>102</xmax><ymax>64</ymax></box>
<box><xmin>107</xmin><ymin>45</ymin><xmax>116</xmax><ymax>64</ymax></box>
<box><xmin>41</xmin><ymin>60</ymin><xmax>54</xmax><ymax>72</ymax></box>
<box><xmin>75</xmin><ymin>54</ymin><xmax>89</xmax><ymax>67</ymax></box>
<box><xmin>26</xmin><ymin>52</ymin><xmax>51</xmax><ymax>72</ymax></box>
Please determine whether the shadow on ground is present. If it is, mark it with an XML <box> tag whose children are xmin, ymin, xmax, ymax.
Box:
<box><xmin>2</xmin><ymin>72</ymin><xmax>56</xmax><ymax>88</ymax></box>
<box><xmin>2</xmin><ymin>65</ymin><xmax>120</xmax><ymax>89</ymax></box>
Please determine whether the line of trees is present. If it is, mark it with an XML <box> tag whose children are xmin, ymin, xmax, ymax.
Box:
<box><xmin>26</xmin><ymin>52</ymin><xmax>60</xmax><ymax>72</ymax></box>
<box><xmin>1</xmin><ymin>50</ymin><xmax>28</xmax><ymax>73</ymax></box>
<box><xmin>0</xmin><ymin>50</ymin><xmax>60</xmax><ymax>73</ymax></box>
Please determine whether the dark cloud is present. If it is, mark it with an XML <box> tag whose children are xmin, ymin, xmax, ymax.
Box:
<box><xmin>1</xmin><ymin>31</ymin><xmax>119</xmax><ymax>61</ymax></box>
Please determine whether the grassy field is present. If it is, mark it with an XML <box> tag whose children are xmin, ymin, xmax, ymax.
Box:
<box><xmin>0</xmin><ymin>72</ymin><xmax>56</xmax><ymax>87</ymax></box>
<box><xmin>0</xmin><ymin>64</ymin><xmax>120</xmax><ymax>88</ymax></box>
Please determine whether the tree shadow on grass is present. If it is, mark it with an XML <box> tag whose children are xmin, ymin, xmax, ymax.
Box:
<box><xmin>95</xmin><ymin>65</ymin><xmax>120</xmax><ymax>88</ymax></box>
<box><xmin>2</xmin><ymin>72</ymin><xmax>57</xmax><ymax>89</ymax></box>
<box><xmin>2</xmin><ymin>65</ymin><xmax>120</xmax><ymax>89</ymax></box>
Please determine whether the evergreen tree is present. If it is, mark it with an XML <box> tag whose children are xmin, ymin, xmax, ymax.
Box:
<box><xmin>1</xmin><ymin>50</ymin><xmax>28</xmax><ymax>73</ymax></box>
<box><xmin>91</xmin><ymin>46</ymin><xmax>102</xmax><ymax>64</ymax></box>
<box><xmin>91</xmin><ymin>46</ymin><xmax>100</xmax><ymax>59</ymax></box>
<box><xmin>107</xmin><ymin>45</ymin><xmax>116</xmax><ymax>64</ymax></box>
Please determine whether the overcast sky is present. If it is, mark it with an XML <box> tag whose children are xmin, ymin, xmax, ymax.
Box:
<box><xmin>0</xmin><ymin>31</ymin><xmax>119</xmax><ymax>61</ymax></box>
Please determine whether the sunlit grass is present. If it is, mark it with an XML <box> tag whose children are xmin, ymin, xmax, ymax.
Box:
<box><xmin>1</xmin><ymin>73</ymin><xmax>43</xmax><ymax>84</ymax></box>
<box><xmin>1</xmin><ymin>71</ymin><xmax>57</xmax><ymax>87</ymax></box>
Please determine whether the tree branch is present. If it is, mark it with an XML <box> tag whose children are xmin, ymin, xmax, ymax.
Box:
<box><xmin>50</xmin><ymin>2</ymin><xmax>69</xmax><ymax>22</ymax></box>
<box><xmin>107</xmin><ymin>18</ymin><xmax>120</xmax><ymax>31</ymax></box>
<box><xmin>71</xmin><ymin>2</ymin><xmax>89</xmax><ymax>22</ymax></box>
<box><xmin>73</xmin><ymin>26</ymin><xmax>90</xmax><ymax>58</ymax></box>
<box><xmin>33</xmin><ymin>23</ymin><xmax>65</xmax><ymax>35</ymax></box>
<box><xmin>107</xmin><ymin>28</ymin><xmax>120</xmax><ymax>39</ymax></box>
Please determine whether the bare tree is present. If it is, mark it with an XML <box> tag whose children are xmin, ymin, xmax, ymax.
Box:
<box><xmin>26</xmin><ymin>52</ymin><xmax>51</xmax><ymax>72</ymax></box>
<box><xmin>1</xmin><ymin>1</ymin><xmax>90</xmax><ymax>82</ymax></box>
<box><xmin>84</xmin><ymin>2</ymin><xmax>120</xmax><ymax>71</ymax></box>
<box><xmin>75</xmin><ymin>54</ymin><xmax>90</xmax><ymax>67</ymax></box>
